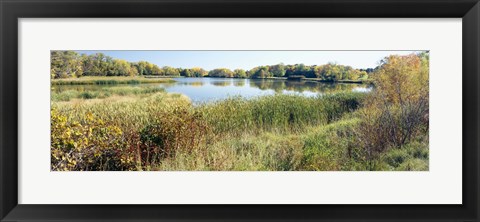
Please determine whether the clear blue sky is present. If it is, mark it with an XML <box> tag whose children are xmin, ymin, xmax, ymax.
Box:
<box><xmin>75</xmin><ymin>50</ymin><xmax>423</xmax><ymax>70</ymax></box>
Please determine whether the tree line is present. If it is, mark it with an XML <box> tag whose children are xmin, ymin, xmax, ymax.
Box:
<box><xmin>51</xmin><ymin>51</ymin><xmax>371</xmax><ymax>81</ymax></box>
<box><xmin>51</xmin><ymin>51</ymin><xmax>181</xmax><ymax>78</ymax></box>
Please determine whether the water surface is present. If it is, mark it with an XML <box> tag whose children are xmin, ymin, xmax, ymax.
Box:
<box><xmin>54</xmin><ymin>77</ymin><xmax>371</xmax><ymax>103</ymax></box>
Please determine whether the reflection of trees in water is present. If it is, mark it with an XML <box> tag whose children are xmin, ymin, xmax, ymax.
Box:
<box><xmin>249</xmin><ymin>79</ymin><xmax>362</xmax><ymax>93</ymax></box>
<box><xmin>249</xmin><ymin>80</ymin><xmax>286</xmax><ymax>93</ymax></box>
<box><xmin>53</xmin><ymin>79</ymin><xmax>369</xmax><ymax>94</ymax></box>
<box><xmin>233</xmin><ymin>80</ymin><xmax>246</xmax><ymax>87</ymax></box>
<box><xmin>182</xmin><ymin>81</ymin><xmax>204</xmax><ymax>87</ymax></box>
<box><xmin>210</xmin><ymin>80</ymin><xmax>233</xmax><ymax>87</ymax></box>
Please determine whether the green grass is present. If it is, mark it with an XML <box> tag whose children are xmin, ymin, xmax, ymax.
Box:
<box><xmin>50</xmin><ymin>90</ymin><xmax>428</xmax><ymax>171</ymax></box>
<box><xmin>200</xmin><ymin>92</ymin><xmax>364</xmax><ymax>134</ymax></box>
<box><xmin>51</xmin><ymin>76</ymin><xmax>175</xmax><ymax>85</ymax></box>
<box><xmin>380</xmin><ymin>140</ymin><xmax>429</xmax><ymax>171</ymax></box>
<box><xmin>51</xmin><ymin>86</ymin><xmax>166</xmax><ymax>101</ymax></box>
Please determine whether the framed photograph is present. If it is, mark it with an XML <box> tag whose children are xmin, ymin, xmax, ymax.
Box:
<box><xmin>1</xmin><ymin>0</ymin><xmax>479</xmax><ymax>221</ymax></box>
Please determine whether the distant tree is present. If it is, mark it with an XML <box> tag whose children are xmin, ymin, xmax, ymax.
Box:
<box><xmin>233</xmin><ymin>69</ymin><xmax>247</xmax><ymax>78</ymax></box>
<box><xmin>162</xmin><ymin>66</ymin><xmax>180</xmax><ymax>76</ymax></box>
<box><xmin>249</xmin><ymin>66</ymin><xmax>271</xmax><ymax>78</ymax></box>
<box><xmin>181</xmin><ymin>68</ymin><xmax>193</xmax><ymax>77</ymax></box>
<box><xmin>181</xmin><ymin>67</ymin><xmax>208</xmax><ymax>77</ymax></box>
<box><xmin>112</xmin><ymin>59</ymin><xmax>136</xmax><ymax>76</ymax></box>
<box><xmin>208</xmin><ymin>68</ymin><xmax>234</xmax><ymax>78</ymax></box>
<box><xmin>80</xmin><ymin>53</ymin><xmax>114</xmax><ymax>76</ymax></box>
<box><xmin>312</xmin><ymin>63</ymin><xmax>367</xmax><ymax>81</ymax></box>
<box><xmin>134</xmin><ymin>61</ymin><xmax>149</xmax><ymax>75</ymax></box>
<box><xmin>269</xmin><ymin>63</ymin><xmax>286</xmax><ymax>77</ymax></box>
<box><xmin>360</xmin><ymin>68</ymin><xmax>375</xmax><ymax>74</ymax></box>
<box><xmin>288</xmin><ymin>63</ymin><xmax>313</xmax><ymax>78</ymax></box>
<box><xmin>150</xmin><ymin>64</ymin><xmax>162</xmax><ymax>75</ymax></box>
<box><xmin>284</xmin><ymin>65</ymin><xmax>296</xmax><ymax>77</ymax></box>
<box><xmin>294</xmin><ymin>63</ymin><xmax>308</xmax><ymax>76</ymax></box>
<box><xmin>50</xmin><ymin>51</ymin><xmax>374</xmax><ymax>81</ymax></box>
<box><xmin>50</xmin><ymin>51</ymin><xmax>83</xmax><ymax>79</ymax></box>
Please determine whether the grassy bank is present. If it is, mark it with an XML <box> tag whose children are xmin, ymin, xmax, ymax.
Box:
<box><xmin>51</xmin><ymin>76</ymin><xmax>175</xmax><ymax>85</ymax></box>
<box><xmin>51</xmin><ymin>86</ymin><xmax>166</xmax><ymax>102</ymax></box>
<box><xmin>50</xmin><ymin>91</ymin><xmax>428</xmax><ymax>171</ymax></box>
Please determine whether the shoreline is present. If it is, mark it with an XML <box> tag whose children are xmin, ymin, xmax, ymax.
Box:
<box><xmin>51</xmin><ymin>75</ymin><xmax>371</xmax><ymax>86</ymax></box>
<box><xmin>51</xmin><ymin>76</ymin><xmax>175</xmax><ymax>85</ymax></box>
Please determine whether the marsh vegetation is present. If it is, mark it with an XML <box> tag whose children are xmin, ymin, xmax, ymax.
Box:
<box><xmin>50</xmin><ymin>51</ymin><xmax>429</xmax><ymax>171</ymax></box>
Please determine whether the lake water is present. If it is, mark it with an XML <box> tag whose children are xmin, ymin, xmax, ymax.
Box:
<box><xmin>55</xmin><ymin>77</ymin><xmax>371</xmax><ymax>104</ymax></box>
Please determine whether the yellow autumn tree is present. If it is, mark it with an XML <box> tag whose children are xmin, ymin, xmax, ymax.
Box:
<box><xmin>375</xmin><ymin>54</ymin><xmax>428</xmax><ymax>105</ymax></box>
<box><xmin>357</xmin><ymin>53</ymin><xmax>429</xmax><ymax>160</ymax></box>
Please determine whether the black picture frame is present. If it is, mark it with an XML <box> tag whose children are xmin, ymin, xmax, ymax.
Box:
<box><xmin>1</xmin><ymin>0</ymin><xmax>479</xmax><ymax>221</ymax></box>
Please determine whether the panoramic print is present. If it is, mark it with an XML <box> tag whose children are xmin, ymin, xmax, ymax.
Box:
<box><xmin>50</xmin><ymin>51</ymin><xmax>429</xmax><ymax>171</ymax></box>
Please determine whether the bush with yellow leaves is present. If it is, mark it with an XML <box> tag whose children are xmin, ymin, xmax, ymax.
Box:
<box><xmin>51</xmin><ymin>108</ymin><xmax>136</xmax><ymax>171</ymax></box>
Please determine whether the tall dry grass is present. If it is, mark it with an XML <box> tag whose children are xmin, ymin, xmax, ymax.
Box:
<box><xmin>51</xmin><ymin>92</ymin><xmax>376</xmax><ymax>171</ymax></box>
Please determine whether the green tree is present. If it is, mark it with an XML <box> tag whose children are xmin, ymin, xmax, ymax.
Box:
<box><xmin>162</xmin><ymin>66</ymin><xmax>180</xmax><ymax>76</ymax></box>
<box><xmin>249</xmin><ymin>66</ymin><xmax>271</xmax><ymax>78</ymax></box>
<box><xmin>190</xmin><ymin>67</ymin><xmax>208</xmax><ymax>77</ymax></box>
<box><xmin>208</xmin><ymin>68</ymin><xmax>234</xmax><ymax>78</ymax></box>
<box><xmin>234</xmin><ymin>69</ymin><xmax>247</xmax><ymax>78</ymax></box>
<box><xmin>80</xmin><ymin>53</ymin><xmax>113</xmax><ymax>76</ymax></box>
<box><xmin>134</xmin><ymin>61</ymin><xmax>149</xmax><ymax>75</ymax></box>
<box><xmin>50</xmin><ymin>51</ymin><xmax>83</xmax><ymax>79</ymax></box>
<box><xmin>294</xmin><ymin>63</ymin><xmax>308</xmax><ymax>76</ymax></box>
<box><xmin>112</xmin><ymin>59</ymin><xmax>136</xmax><ymax>76</ymax></box>
<box><xmin>270</xmin><ymin>63</ymin><xmax>286</xmax><ymax>77</ymax></box>
<box><xmin>181</xmin><ymin>68</ymin><xmax>193</xmax><ymax>77</ymax></box>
